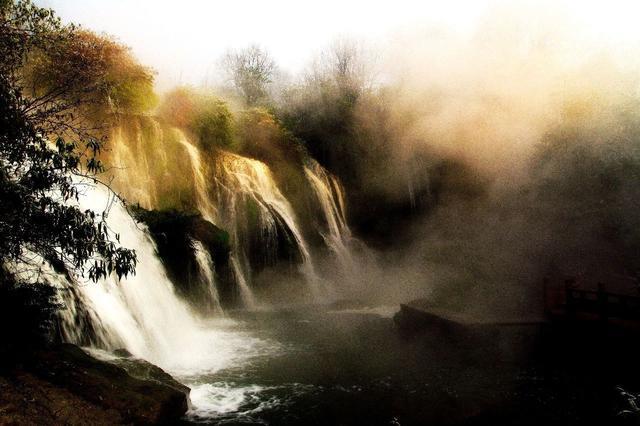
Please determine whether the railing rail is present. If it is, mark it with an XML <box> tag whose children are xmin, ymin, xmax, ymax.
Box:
<box><xmin>561</xmin><ymin>279</ymin><xmax>640</xmax><ymax>321</ymax></box>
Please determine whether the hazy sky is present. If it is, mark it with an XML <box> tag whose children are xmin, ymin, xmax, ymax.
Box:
<box><xmin>37</xmin><ymin>0</ymin><xmax>640</xmax><ymax>90</ymax></box>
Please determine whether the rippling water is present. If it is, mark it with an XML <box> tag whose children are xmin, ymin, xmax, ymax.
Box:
<box><xmin>165</xmin><ymin>305</ymin><xmax>537</xmax><ymax>425</ymax></box>
<box><xmin>175</xmin><ymin>306</ymin><xmax>409</xmax><ymax>425</ymax></box>
<box><xmin>100</xmin><ymin>305</ymin><xmax>626</xmax><ymax>425</ymax></box>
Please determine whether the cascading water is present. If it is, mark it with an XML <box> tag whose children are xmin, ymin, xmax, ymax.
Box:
<box><xmin>103</xmin><ymin>117</ymin><xmax>362</xmax><ymax>306</ymax></box>
<box><xmin>304</xmin><ymin>159</ymin><xmax>375</xmax><ymax>295</ymax></box>
<box><xmin>54</xmin><ymin>183</ymin><xmax>271</xmax><ymax>375</ymax></box>
<box><xmin>231</xmin><ymin>256</ymin><xmax>257</xmax><ymax>308</ymax></box>
<box><xmin>109</xmin><ymin>117</ymin><xmax>178</xmax><ymax>210</ymax></box>
<box><xmin>177</xmin><ymin>131</ymin><xmax>219</xmax><ymax>223</ymax></box>
<box><xmin>192</xmin><ymin>240</ymin><xmax>223</xmax><ymax>313</ymax></box>
<box><xmin>176</xmin><ymin>135</ymin><xmax>261</xmax><ymax>306</ymax></box>
<box><xmin>111</xmin><ymin>126</ymin><xmax>158</xmax><ymax>208</ymax></box>
<box><xmin>305</xmin><ymin>160</ymin><xmax>355</xmax><ymax>265</ymax></box>
<box><xmin>213</xmin><ymin>151</ymin><xmax>324</xmax><ymax>299</ymax></box>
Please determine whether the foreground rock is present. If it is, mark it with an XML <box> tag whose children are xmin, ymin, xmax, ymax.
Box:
<box><xmin>106</xmin><ymin>349</ymin><xmax>191</xmax><ymax>397</ymax></box>
<box><xmin>0</xmin><ymin>344</ymin><xmax>189</xmax><ymax>425</ymax></box>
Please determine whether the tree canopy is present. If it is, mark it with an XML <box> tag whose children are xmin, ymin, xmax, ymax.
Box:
<box><xmin>0</xmin><ymin>0</ymin><xmax>138</xmax><ymax>284</ymax></box>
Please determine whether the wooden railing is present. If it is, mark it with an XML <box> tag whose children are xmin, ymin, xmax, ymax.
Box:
<box><xmin>563</xmin><ymin>279</ymin><xmax>640</xmax><ymax>321</ymax></box>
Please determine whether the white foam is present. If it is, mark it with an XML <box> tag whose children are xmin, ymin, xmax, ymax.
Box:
<box><xmin>188</xmin><ymin>382</ymin><xmax>268</xmax><ymax>417</ymax></box>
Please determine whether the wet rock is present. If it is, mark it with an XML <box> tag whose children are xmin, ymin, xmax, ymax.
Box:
<box><xmin>112</xmin><ymin>348</ymin><xmax>133</xmax><ymax>358</ymax></box>
<box><xmin>108</xmin><ymin>355</ymin><xmax>191</xmax><ymax>397</ymax></box>
<box><xmin>0</xmin><ymin>344</ymin><xmax>189</xmax><ymax>424</ymax></box>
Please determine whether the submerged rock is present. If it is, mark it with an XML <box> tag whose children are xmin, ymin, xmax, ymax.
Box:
<box><xmin>112</xmin><ymin>348</ymin><xmax>133</xmax><ymax>358</ymax></box>
<box><xmin>0</xmin><ymin>344</ymin><xmax>189</xmax><ymax>424</ymax></box>
<box><xmin>107</xmin><ymin>353</ymin><xmax>191</xmax><ymax>398</ymax></box>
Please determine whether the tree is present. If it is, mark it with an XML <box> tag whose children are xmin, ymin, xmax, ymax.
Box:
<box><xmin>222</xmin><ymin>44</ymin><xmax>276</xmax><ymax>106</ymax></box>
<box><xmin>191</xmin><ymin>95</ymin><xmax>235</xmax><ymax>150</ymax></box>
<box><xmin>278</xmin><ymin>39</ymin><xmax>374</xmax><ymax>180</ymax></box>
<box><xmin>0</xmin><ymin>0</ymin><xmax>137</xmax><ymax>286</ymax></box>
<box><xmin>22</xmin><ymin>29</ymin><xmax>158</xmax><ymax>118</ymax></box>
<box><xmin>158</xmin><ymin>87</ymin><xmax>235</xmax><ymax>150</ymax></box>
<box><xmin>306</xmin><ymin>38</ymin><xmax>375</xmax><ymax>96</ymax></box>
<box><xmin>2</xmin><ymin>1</ymin><xmax>156</xmax><ymax>146</ymax></box>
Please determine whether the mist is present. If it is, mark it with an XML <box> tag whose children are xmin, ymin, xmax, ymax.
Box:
<box><xmin>206</xmin><ymin>2</ymin><xmax>640</xmax><ymax>316</ymax></box>
<box><xmin>326</xmin><ymin>5</ymin><xmax>640</xmax><ymax>318</ymax></box>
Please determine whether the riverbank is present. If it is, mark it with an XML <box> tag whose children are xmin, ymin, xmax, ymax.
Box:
<box><xmin>0</xmin><ymin>344</ymin><xmax>189</xmax><ymax>425</ymax></box>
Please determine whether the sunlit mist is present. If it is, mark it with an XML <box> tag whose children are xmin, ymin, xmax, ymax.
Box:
<box><xmin>37</xmin><ymin>0</ymin><xmax>640</xmax><ymax>89</ymax></box>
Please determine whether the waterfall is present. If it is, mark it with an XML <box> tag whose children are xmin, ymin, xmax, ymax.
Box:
<box><xmin>55</xmin><ymin>184</ymin><xmax>236</xmax><ymax>372</ymax></box>
<box><xmin>230</xmin><ymin>256</ymin><xmax>257</xmax><ymax>308</ymax></box>
<box><xmin>305</xmin><ymin>160</ymin><xmax>352</xmax><ymax>255</ymax></box>
<box><xmin>305</xmin><ymin>160</ymin><xmax>362</xmax><ymax>289</ymax></box>
<box><xmin>192</xmin><ymin>240</ymin><xmax>223</xmax><ymax>313</ymax></box>
<box><xmin>214</xmin><ymin>151</ymin><xmax>322</xmax><ymax>298</ymax></box>
<box><xmin>177</xmin><ymin>131</ymin><xmax>218</xmax><ymax>223</ymax></box>
<box><xmin>103</xmin><ymin>118</ymin><xmax>352</xmax><ymax>305</ymax></box>
<box><xmin>111</xmin><ymin>126</ymin><xmax>157</xmax><ymax>208</ymax></box>
<box><xmin>176</xmin><ymin>136</ymin><xmax>261</xmax><ymax>305</ymax></box>
<box><xmin>109</xmin><ymin>117</ymin><xmax>177</xmax><ymax>210</ymax></box>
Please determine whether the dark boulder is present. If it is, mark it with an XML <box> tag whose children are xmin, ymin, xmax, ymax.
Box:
<box><xmin>132</xmin><ymin>207</ymin><xmax>237</xmax><ymax>309</ymax></box>
<box><xmin>0</xmin><ymin>344</ymin><xmax>190</xmax><ymax>424</ymax></box>
<box><xmin>107</xmin><ymin>352</ymin><xmax>191</xmax><ymax>398</ymax></box>
<box><xmin>112</xmin><ymin>348</ymin><xmax>133</xmax><ymax>358</ymax></box>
